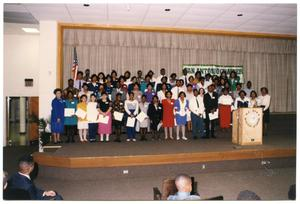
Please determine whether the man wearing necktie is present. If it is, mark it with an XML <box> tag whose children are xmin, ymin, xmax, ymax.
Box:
<box><xmin>74</xmin><ymin>71</ymin><xmax>86</xmax><ymax>91</ymax></box>
<box><xmin>189</xmin><ymin>89</ymin><xmax>205</xmax><ymax>139</ymax></box>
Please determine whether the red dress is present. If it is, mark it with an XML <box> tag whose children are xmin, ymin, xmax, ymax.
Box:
<box><xmin>162</xmin><ymin>99</ymin><xmax>175</xmax><ymax>127</ymax></box>
<box><xmin>219</xmin><ymin>104</ymin><xmax>231</xmax><ymax>128</ymax></box>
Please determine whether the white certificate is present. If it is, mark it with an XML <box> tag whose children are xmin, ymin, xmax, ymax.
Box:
<box><xmin>87</xmin><ymin>102</ymin><xmax>99</xmax><ymax>123</ymax></box>
<box><xmin>97</xmin><ymin>114</ymin><xmax>109</xmax><ymax>124</ymax></box>
<box><xmin>157</xmin><ymin>122</ymin><xmax>163</xmax><ymax>131</ymax></box>
<box><xmin>136</xmin><ymin>111</ymin><xmax>148</xmax><ymax>123</ymax></box>
<box><xmin>113</xmin><ymin>111</ymin><xmax>124</xmax><ymax>121</ymax></box>
<box><xmin>75</xmin><ymin>108</ymin><xmax>87</xmax><ymax>119</ymax></box>
<box><xmin>209</xmin><ymin>109</ymin><xmax>219</xmax><ymax>120</ymax></box>
<box><xmin>64</xmin><ymin>108</ymin><xmax>75</xmax><ymax>117</ymax></box>
<box><xmin>126</xmin><ymin>117</ymin><xmax>136</xmax><ymax>127</ymax></box>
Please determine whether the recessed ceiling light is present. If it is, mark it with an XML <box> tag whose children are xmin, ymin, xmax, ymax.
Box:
<box><xmin>165</xmin><ymin>8</ymin><xmax>171</xmax><ymax>12</ymax></box>
<box><xmin>83</xmin><ymin>4</ymin><xmax>90</xmax><ymax>7</ymax></box>
<box><xmin>237</xmin><ymin>13</ymin><xmax>243</xmax><ymax>17</ymax></box>
<box><xmin>22</xmin><ymin>28</ymin><xmax>39</xmax><ymax>33</ymax></box>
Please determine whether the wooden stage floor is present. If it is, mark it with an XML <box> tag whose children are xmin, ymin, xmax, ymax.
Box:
<box><xmin>33</xmin><ymin>114</ymin><xmax>296</xmax><ymax>168</ymax></box>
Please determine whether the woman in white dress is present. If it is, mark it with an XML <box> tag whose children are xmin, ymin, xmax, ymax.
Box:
<box><xmin>157</xmin><ymin>83</ymin><xmax>168</xmax><ymax>102</ymax></box>
<box><xmin>138</xmin><ymin>95</ymin><xmax>150</xmax><ymax>141</ymax></box>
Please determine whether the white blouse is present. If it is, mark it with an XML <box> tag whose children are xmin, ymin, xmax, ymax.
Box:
<box><xmin>257</xmin><ymin>94</ymin><xmax>271</xmax><ymax>111</ymax></box>
<box><xmin>218</xmin><ymin>95</ymin><xmax>233</xmax><ymax>105</ymax></box>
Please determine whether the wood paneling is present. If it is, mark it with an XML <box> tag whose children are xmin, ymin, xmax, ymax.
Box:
<box><xmin>33</xmin><ymin>148</ymin><xmax>296</xmax><ymax>169</ymax></box>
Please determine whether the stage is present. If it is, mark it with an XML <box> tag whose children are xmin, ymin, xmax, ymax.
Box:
<box><xmin>33</xmin><ymin>114</ymin><xmax>296</xmax><ymax>169</ymax></box>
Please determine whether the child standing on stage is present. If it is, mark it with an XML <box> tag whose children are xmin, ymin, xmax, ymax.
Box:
<box><xmin>87</xmin><ymin>94</ymin><xmax>98</xmax><ymax>142</ymax></box>
<box><xmin>51</xmin><ymin>88</ymin><xmax>65</xmax><ymax>144</ymax></box>
<box><xmin>174</xmin><ymin>91</ymin><xmax>189</xmax><ymax>140</ymax></box>
<box><xmin>112</xmin><ymin>93</ymin><xmax>125</xmax><ymax>142</ymax></box>
<box><xmin>97</xmin><ymin>92</ymin><xmax>113</xmax><ymax>142</ymax></box>
<box><xmin>77</xmin><ymin>95</ymin><xmax>88</xmax><ymax>142</ymax></box>
<box><xmin>138</xmin><ymin>95</ymin><xmax>150</xmax><ymax>141</ymax></box>
<box><xmin>125</xmin><ymin>92</ymin><xmax>139</xmax><ymax>142</ymax></box>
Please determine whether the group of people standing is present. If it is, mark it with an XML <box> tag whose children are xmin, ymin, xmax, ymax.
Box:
<box><xmin>50</xmin><ymin>68</ymin><xmax>271</xmax><ymax>144</ymax></box>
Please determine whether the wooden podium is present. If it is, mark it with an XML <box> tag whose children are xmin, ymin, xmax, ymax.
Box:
<box><xmin>232</xmin><ymin>108</ymin><xmax>263</xmax><ymax>145</ymax></box>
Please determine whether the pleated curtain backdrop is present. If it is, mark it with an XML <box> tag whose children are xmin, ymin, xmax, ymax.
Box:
<box><xmin>63</xmin><ymin>29</ymin><xmax>296</xmax><ymax>112</ymax></box>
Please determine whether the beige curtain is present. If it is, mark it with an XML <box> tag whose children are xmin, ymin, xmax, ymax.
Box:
<box><xmin>63</xmin><ymin>29</ymin><xmax>296</xmax><ymax>112</ymax></box>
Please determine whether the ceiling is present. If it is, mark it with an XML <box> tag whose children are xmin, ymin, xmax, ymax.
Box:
<box><xmin>4</xmin><ymin>3</ymin><xmax>297</xmax><ymax>35</ymax></box>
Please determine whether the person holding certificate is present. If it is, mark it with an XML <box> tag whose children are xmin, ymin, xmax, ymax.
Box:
<box><xmin>162</xmin><ymin>91</ymin><xmax>175</xmax><ymax>140</ymax></box>
<box><xmin>76</xmin><ymin>95</ymin><xmax>88</xmax><ymax>142</ymax></box>
<box><xmin>147</xmin><ymin>95</ymin><xmax>163</xmax><ymax>140</ymax></box>
<box><xmin>112</xmin><ymin>93</ymin><xmax>125</xmax><ymax>142</ymax></box>
<box><xmin>218</xmin><ymin>88</ymin><xmax>234</xmax><ymax>130</ymax></box>
<box><xmin>64</xmin><ymin>91</ymin><xmax>78</xmax><ymax>143</ymax></box>
<box><xmin>138</xmin><ymin>95</ymin><xmax>150</xmax><ymax>141</ymax></box>
<box><xmin>234</xmin><ymin>90</ymin><xmax>250</xmax><ymax>110</ymax></box>
<box><xmin>204</xmin><ymin>84</ymin><xmax>218</xmax><ymax>139</ymax></box>
<box><xmin>87</xmin><ymin>94</ymin><xmax>98</xmax><ymax>142</ymax></box>
<box><xmin>51</xmin><ymin>89</ymin><xmax>65</xmax><ymax>144</ymax></box>
<box><xmin>97</xmin><ymin>92</ymin><xmax>112</xmax><ymax>142</ymax></box>
<box><xmin>174</xmin><ymin>91</ymin><xmax>189</xmax><ymax>140</ymax></box>
<box><xmin>124</xmin><ymin>92</ymin><xmax>139</xmax><ymax>142</ymax></box>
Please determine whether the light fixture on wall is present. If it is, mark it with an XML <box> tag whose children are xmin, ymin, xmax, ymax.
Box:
<box><xmin>22</xmin><ymin>28</ymin><xmax>39</xmax><ymax>33</ymax></box>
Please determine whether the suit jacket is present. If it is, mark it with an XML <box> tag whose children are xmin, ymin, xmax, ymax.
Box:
<box><xmin>8</xmin><ymin>173</ymin><xmax>44</xmax><ymax>200</ymax></box>
<box><xmin>204</xmin><ymin>92</ymin><xmax>218</xmax><ymax>113</ymax></box>
<box><xmin>147</xmin><ymin>103</ymin><xmax>163</xmax><ymax>123</ymax></box>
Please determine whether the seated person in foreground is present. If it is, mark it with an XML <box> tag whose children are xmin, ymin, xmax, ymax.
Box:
<box><xmin>167</xmin><ymin>174</ymin><xmax>201</xmax><ymax>200</ymax></box>
<box><xmin>8</xmin><ymin>155</ymin><xmax>63</xmax><ymax>200</ymax></box>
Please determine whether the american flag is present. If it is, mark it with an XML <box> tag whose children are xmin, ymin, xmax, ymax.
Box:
<box><xmin>71</xmin><ymin>47</ymin><xmax>78</xmax><ymax>80</ymax></box>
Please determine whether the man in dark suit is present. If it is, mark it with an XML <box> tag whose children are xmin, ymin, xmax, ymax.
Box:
<box><xmin>7</xmin><ymin>155</ymin><xmax>63</xmax><ymax>200</ymax></box>
<box><xmin>203</xmin><ymin>84</ymin><xmax>218</xmax><ymax>138</ymax></box>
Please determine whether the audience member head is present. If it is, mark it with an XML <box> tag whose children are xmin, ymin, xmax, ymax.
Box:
<box><xmin>175</xmin><ymin>79</ymin><xmax>181</xmax><ymax>87</ymax></box>
<box><xmin>170</xmin><ymin>73</ymin><xmax>177</xmax><ymax>80</ymax></box>
<box><xmin>239</xmin><ymin>90</ymin><xmax>246</xmax><ymax>99</ymax></box>
<box><xmin>67</xmin><ymin>90</ymin><xmax>74</xmax><ymax>100</ymax></box>
<box><xmin>237</xmin><ymin>190</ymin><xmax>261</xmax><ymax>200</ymax></box>
<box><xmin>82</xmin><ymin>83</ymin><xmax>88</xmax><ymax>91</ymax></box>
<box><xmin>207</xmin><ymin>84</ymin><xmax>215</xmax><ymax>93</ymax></box>
<box><xmin>178</xmin><ymin>91</ymin><xmax>186</xmax><ymax>100</ymax></box>
<box><xmin>179</xmin><ymin>79</ymin><xmax>184</xmax><ymax>87</ymax></box>
<box><xmin>128</xmin><ymin>91</ymin><xmax>135</xmax><ymax>100</ymax></box>
<box><xmin>188</xmin><ymin>76</ymin><xmax>194</xmax><ymax>84</ymax></box>
<box><xmin>77</xmin><ymin>71</ymin><xmax>83</xmax><ymax>80</ymax></box>
<box><xmin>199</xmin><ymin>88</ymin><xmax>205</xmax><ymax>96</ymax></box>
<box><xmin>246</xmin><ymin>81</ymin><xmax>252</xmax><ymax>89</ymax></box>
<box><xmin>53</xmin><ymin>88</ymin><xmax>62</xmax><ymax>99</ymax></box>
<box><xmin>161</xmin><ymin>76</ymin><xmax>168</xmax><ymax>83</ymax></box>
<box><xmin>187</xmin><ymin>84</ymin><xmax>193</xmax><ymax>92</ymax></box>
<box><xmin>260</xmin><ymin>87</ymin><xmax>268</xmax><ymax>96</ymax></box>
<box><xmin>288</xmin><ymin>184</ymin><xmax>296</xmax><ymax>200</ymax></box>
<box><xmin>165</xmin><ymin>91</ymin><xmax>172</xmax><ymax>99</ymax></box>
<box><xmin>147</xmin><ymin>70</ymin><xmax>154</xmax><ymax>77</ymax></box>
<box><xmin>101</xmin><ymin>92</ymin><xmax>108</xmax><ymax>101</ymax></box>
<box><xmin>152</xmin><ymin>95</ymin><xmax>159</xmax><ymax>104</ymax></box>
<box><xmin>111</xmin><ymin>70</ymin><xmax>117</xmax><ymax>79</ymax></box>
<box><xmin>116</xmin><ymin>93</ymin><xmax>122</xmax><ymax>101</ymax></box>
<box><xmin>160</xmin><ymin>68</ymin><xmax>166</xmax><ymax>76</ymax></box>
<box><xmin>193</xmin><ymin>89</ymin><xmax>199</xmax><ymax>96</ymax></box>
<box><xmin>236</xmin><ymin>83</ymin><xmax>242</xmax><ymax>91</ymax></box>
<box><xmin>175</xmin><ymin>174</ymin><xmax>192</xmax><ymax>193</ymax></box>
<box><xmin>124</xmin><ymin>71</ymin><xmax>131</xmax><ymax>80</ymax></box>
<box><xmin>205</xmin><ymin>73</ymin><xmax>211</xmax><ymax>81</ymax></box>
<box><xmin>250</xmin><ymin>90</ymin><xmax>257</xmax><ymax>99</ymax></box>
<box><xmin>147</xmin><ymin>83</ymin><xmax>153</xmax><ymax>91</ymax></box>
<box><xmin>3</xmin><ymin>171</ymin><xmax>8</xmax><ymax>190</ymax></box>
<box><xmin>91</xmin><ymin>74</ymin><xmax>98</xmax><ymax>83</ymax></box>
<box><xmin>80</xmin><ymin>94</ymin><xmax>87</xmax><ymax>103</ymax></box>
<box><xmin>85</xmin><ymin>69</ymin><xmax>90</xmax><ymax>76</ymax></box>
<box><xmin>141</xmin><ymin>95</ymin><xmax>147</xmax><ymax>103</ymax></box>
<box><xmin>68</xmin><ymin>78</ymin><xmax>74</xmax><ymax>87</ymax></box>
<box><xmin>195</xmin><ymin>71</ymin><xmax>201</xmax><ymax>80</ymax></box>
<box><xmin>222</xmin><ymin>88</ymin><xmax>229</xmax><ymax>95</ymax></box>
<box><xmin>18</xmin><ymin>155</ymin><xmax>35</xmax><ymax>175</ymax></box>
<box><xmin>230</xmin><ymin>70</ymin><xmax>237</xmax><ymax>79</ymax></box>
<box><xmin>90</xmin><ymin>93</ymin><xmax>97</xmax><ymax>102</ymax></box>
<box><xmin>98</xmin><ymin>72</ymin><xmax>105</xmax><ymax>82</ymax></box>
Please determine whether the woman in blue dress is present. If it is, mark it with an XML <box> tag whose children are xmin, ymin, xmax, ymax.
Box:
<box><xmin>51</xmin><ymin>88</ymin><xmax>65</xmax><ymax>144</ymax></box>
<box><xmin>174</xmin><ymin>91</ymin><xmax>189</xmax><ymax>141</ymax></box>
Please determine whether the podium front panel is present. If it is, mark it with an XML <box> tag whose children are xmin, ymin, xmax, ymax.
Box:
<box><xmin>238</xmin><ymin>108</ymin><xmax>263</xmax><ymax>145</ymax></box>
<box><xmin>232</xmin><ymin>110</ymin><xmax>239</xmax><ymax>144</ymax></box>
